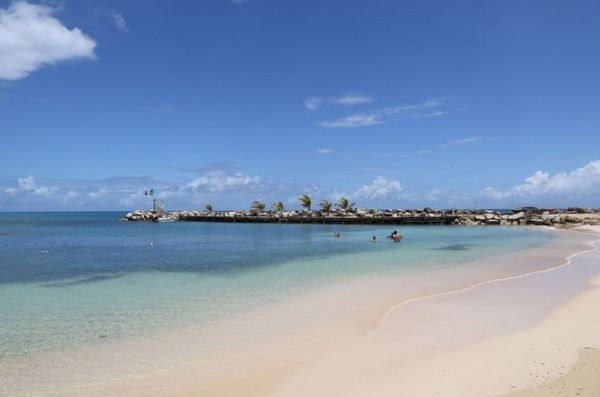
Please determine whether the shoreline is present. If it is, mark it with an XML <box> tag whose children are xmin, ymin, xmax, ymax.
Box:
<box><xmin>263</xmin><ymin>226</ymin><xmax>600</xmax><ymax>397</ymax></box>
<box><xmin>4</xmin><ymin>227</ymin><xmax>593</xmax><ymax>396</ymax></box>
<box><xmin>135</xmin><ymin>227</ymin><xmax>600</xmax><ymax>396</ymax></box>
<box><xmin>376</xmin><ymin>226</ymin><xmax>599</xmax><ymax>330</ymax></box>
<box><xmin>2</xmin><ymin>227</ymin><xmax>598</xmax><ymax>396</ymax></box>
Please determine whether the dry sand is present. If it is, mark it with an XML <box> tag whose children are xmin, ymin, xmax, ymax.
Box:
<box><xmin>504</xmin><ymin>347</ymin><xmax>600</xmax><ymax>397</ymax></box>
<box><xmin>263</xmin><ymin>228</ymin><xmax>600</xmax><ymax>397</ymax></box>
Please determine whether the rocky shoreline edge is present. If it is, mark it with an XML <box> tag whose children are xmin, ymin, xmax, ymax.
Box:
<box><xmin>123</xmin><ymin>207</ymin><xmax>600</xmax><ymax>227</ymax></box>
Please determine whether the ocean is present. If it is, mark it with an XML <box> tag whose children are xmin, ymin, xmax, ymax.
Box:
<box><xmin>0</xmin><ymin>211</ymin><xmax>553</xmax><ymax>359</ymax></box>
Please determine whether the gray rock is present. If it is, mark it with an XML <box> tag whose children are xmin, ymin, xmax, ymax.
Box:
<box><xmin>507</xmin><ymin>212</ymin><xmax>525</xmax><ymax>220</ymax></box>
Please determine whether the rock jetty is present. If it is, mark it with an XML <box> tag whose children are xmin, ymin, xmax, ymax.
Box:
<box><xmin>123</xmin><ymin>207</ymin><xmax>600</xmax><ymax>227</ymax></box>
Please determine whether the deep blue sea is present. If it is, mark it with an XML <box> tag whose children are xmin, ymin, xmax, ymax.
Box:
<box><xmin>0</xmin><ymin>212</ymin><xmax>553</xmax><ymax>361</ymax></box>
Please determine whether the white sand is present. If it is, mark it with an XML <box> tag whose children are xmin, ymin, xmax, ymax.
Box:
<box><xmin>118</xmin><ymin>227</ymin><xmax>600</xmax><ymax>397</ymax></box>
<box><xmin>267</xmin><ymin>226</ymin><xmax>600</xmax><ymax>397</ymax></box>
<box><xmin>5</xmin><ymin>227</ymin><xmax>600</xmax><ymax>396</ymax></box>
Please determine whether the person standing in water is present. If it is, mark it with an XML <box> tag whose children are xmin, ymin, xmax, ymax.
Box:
<box><xmin>387</xmin><ymin>230</ymin><xmax>403</xmax><ymax>242</ymax></box>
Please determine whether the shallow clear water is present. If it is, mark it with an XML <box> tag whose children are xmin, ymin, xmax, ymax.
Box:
<box><xmin>0</xmin><ymin>212</ymin><xmax>553</xmax><ymax>360</ymax></box>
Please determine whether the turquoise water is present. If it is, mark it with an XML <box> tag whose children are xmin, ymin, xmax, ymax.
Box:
<box><xmin>0</xmin><ymin>212</ymin><xmax>553</xmax><ymax>360</ymax></box>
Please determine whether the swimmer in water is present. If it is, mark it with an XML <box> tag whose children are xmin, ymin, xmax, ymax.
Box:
<box><xmin>387</xmin><ymin>230</ymin><xmax>403</xmax><ymax>242</ymax></box>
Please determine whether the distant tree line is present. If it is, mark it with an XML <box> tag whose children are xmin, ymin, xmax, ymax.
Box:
<box><xmin>203</xmin><ymin>195</ymin><xmax>357</xmax><ymax>214</ymax></box>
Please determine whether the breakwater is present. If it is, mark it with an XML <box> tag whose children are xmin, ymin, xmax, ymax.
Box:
<box><xmin>123</xmin><ymin>208</ymin><xmax>600</xmax><ymax>227</ymax></box>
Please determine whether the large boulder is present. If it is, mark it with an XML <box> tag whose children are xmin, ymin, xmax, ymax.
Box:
<box><xmin>507</xmin><ymin>211</ymin><xmax>525</xmax><ymax>220</ymax></box>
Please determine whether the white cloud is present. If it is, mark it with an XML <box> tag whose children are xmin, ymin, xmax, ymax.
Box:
<box><xmin>184</xmin><ymin>174</ymin><xmax>262</xmax><ymax>193</ymax></box>
<box><xmin>305</xmin><ymin>97</ymin><xmax>323</xmax><ymax>110</ymax></box>
<box><xmin>110</xmin><ymin>12</ymin><xmax>128</xmax><ymax>33</ymax></box>
<box><xmin>0</xmin><ymin>1</ymin><xmax>96</xmax><ymax>80</ymax></box>
<box><xmin>316</xmin><ymin>148</ymin><xmax>332</xmax><ymax>155</ymax></box>
<box><xmin>439</xmin><ymin>136</ymin><xmax>482</xmax><ymax>148</ymax></box>
<box><xmin>378</xmin><ymin>97</ymin><xmax>449</xmax><ymax>118</ymax></box>
<box><xmin>182</xmin><ymin>165</ymin><xmax>263</xmax><ymax>193</ymax></box>
<box><xmin>332</xmin><ymin>95</ymin><xmax>372</xmax><ymax>106</ymax></box>
<box><xmin>483</xmin><ymin>160</ymin><xmax>600</xmax><ymax>202</ymax></box>
<box><xmin>88</xmin><ymin>187</ymin><xmax>109</xmax><ymax>198</ymax></box>
<box><xmin>4</xmin><ymin>175</ymin><xmax>56</xmax><ymax>196</ymax></box>
<box><xmin>6</xmin><ymin>161</ymin><xmax>599</xmax><ymax>210</ymax></box>
<box><xmin>353</xmin><ymin>176</ymin><xmax>403</xmax><ymax>200</ymax></box>
<box><xmin>320</xmin><ymin>113</ymin><xmax>382</xmax><ymax>128</ymax></box>
<box><xmin>0</xmin><ymin>168</ymin><xmax>323</xmax><ymax>211</ymax></box>
<box><xmin>232</xmin><ymin>0</ymin><xmax>248</xmax><ymax>4</ymax></box>
<box><xmin>319</xmin><ymin>98</ymin><xmax>450</xmax><ymax>128</ymax></box>
<box><xmin>305</xmin><ymin>94</ymin><xmax>372</xmax><ymax>110</ymax></box>
<box><xmin>65</xmin><ymin>190</ymin><xmax>79</xmax><ymax>199</ymax></box>
<box><xmin>18</xmin><ymin>175</ymin><xmax>35</xmax><ymax>190</ymax></box>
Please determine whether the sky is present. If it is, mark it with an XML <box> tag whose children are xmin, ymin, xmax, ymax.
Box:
<box><xmin>0</xmin><ymin>0</ymin><xmax>599</xmax><ymax>211</ymax></box>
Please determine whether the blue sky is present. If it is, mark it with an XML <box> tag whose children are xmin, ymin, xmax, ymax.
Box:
<box><xmin>1</xmin><ymin>0</ymin><xmax>599</xmax><ymax>211</ymax></box>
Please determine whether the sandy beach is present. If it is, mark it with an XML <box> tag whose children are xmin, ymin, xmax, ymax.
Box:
<box><xmin>159</xmin><ymin>227</ymin><xmax>600</xmax><ymax>397</ymax></box>
<box><xmin>3</xmin><ymin>226</ymin><xmax>599</xmax><ymax>397</ymax></box>
<box><xmin>259</xmin><ymin>227</ymin><xmax>600</xmax><ymax>397</ymax></box>
<box><xmin>55</xmin><ymin>227</ymin><xmax>600</xmax><ymax>397</ymax></box>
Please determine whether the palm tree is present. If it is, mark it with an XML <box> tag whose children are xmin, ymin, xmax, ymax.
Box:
<box><xmin>272</xmin><ymin>201</ymin><xmax>284</xmax><ymax>212</ymax></box>
<box><xmin>298</xmin><ymin>194</ymin><xmax>311</xmax><ymax>211</ymax></box>
<box><xmin>336</xmin><ymin>197</ymin><xmax>356</xmax><ymax>212</ymax></box>
<box><xmin>251</xmin><ymin>200</ymin><xmax>265</xmax><ymax>213</ymax></box>
<box><xmin>319</xmin><ymin>199</ymin><xmax>332</xmax><ymax>213</ymax></box>
<box><xmin>205</xmin><ymin>204</ymin><xmax>213</xmax><ymax>213</ymax></box>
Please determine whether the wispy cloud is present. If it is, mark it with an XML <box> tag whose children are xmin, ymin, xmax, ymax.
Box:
<box><xmin>110</xmin><ymin>11</ymin><xmax>129</xmax><ymax>33</ymax></box>
<box><xmin>377</xmin><ymin>98</ymin><xmax>449</xmax><ymax>118</ymax></box>
<box><xmin>305</xmin><ymin>94</ymin><xmax>372</xmax><ymax>110</ymax></box>
<box><xmin>319</xmin><ymin>98</ymin><xmax>450</xmax><ymax>128</ymax></box>
<box><xmin>320</xmin><ymin>113</ymin><xmax>382</xmax><ymax>128</ymax></box>
<box><xmin>0</xmin><ymin>1</ymin><xmax>96</xmax><ymax>81</ymax></box>
<box><xmin>320</xmin><ymin>114</ymin><xmax>379</xmax><ymax>128</ymax></box>
<box><xmin>413</xmin><ymin>136</ymin><xmax>482</xmax><ymax>156</ymax></box>
<box><xmin>232</xmin><ymin>0</ymin><xmax>249</xmax><ymax>4</ymax></box>
<box><xmin>438</xmin><ymin>136</ymin><xmax>482</xmax><ymax>148</ymax></box>
<box><xmin>333</xmin><ymin>95</ymin><xmax>372</xmax><ymax>106</ymax></box>
<box><xmin>304</xmin><ymin>97</ymin><xmax>322</xmax><ymax>111</ymax></box>
<box><xmin>316</xmin><ymin>148</ymin><xmax>332</xmax><ymax>155</ymax></box>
